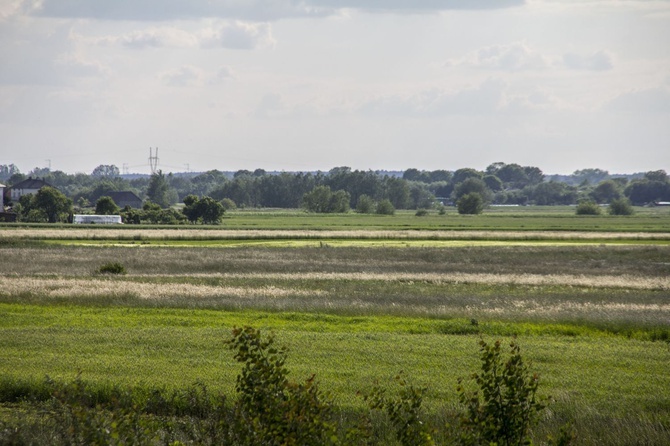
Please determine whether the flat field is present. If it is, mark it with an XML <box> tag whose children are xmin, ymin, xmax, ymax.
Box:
<box><xmin>1</xmin><ymin>209</ymin><xmax>669</xmax><ymax>444</ymax></box>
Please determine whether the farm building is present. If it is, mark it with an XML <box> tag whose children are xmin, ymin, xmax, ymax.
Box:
<box><xmin>107</xmin><ymin>191</ymin><xmax>142</xmax><ymax>209</ymax></box>
<box><xmin>73</xmin><ymin>214</ymin><xmax>123</xmax><ymax>224</ymax></box>
<box><xmin>9</xmin><ymin>177</ymin><xmax>53</xmax><ymax>201</ymax></box>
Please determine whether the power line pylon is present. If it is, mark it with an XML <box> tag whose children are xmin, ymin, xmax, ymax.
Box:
<box><xmin>149</xmin><ymin>147</ymin><xmax>159</xmax><ymax>174</ymax></box>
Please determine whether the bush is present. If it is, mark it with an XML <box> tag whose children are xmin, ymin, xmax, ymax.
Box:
<box><xmin>376</xmin><ymin>199</ymin><xmax>395</xmax><ymax>215</ymax></box>
<box><xmin>227</xmin><ymin>326</ymin><xmax>336</xmax><ymax>445</ymax></box>
<box><xmin>457</xmin><ymin>339</ymin><xmax>546</xmax><ymax>446</ymax></box>
<box><xmin>96</xmin><ymin>262</ymin><xmax>127</xmax><ymax>275</ymax></box>
<box><xmin>415</xmin><ymin>209</ymin><xmax>429</xmax><ymax>217</ymax></box>
<box><xmin>575</xmin><ymin>200</ymin><xmax>601</xmax><ymax>215</ymax></box>
<box><xmin>220</xmin><ymin>198</ymin><xmax>237</xmax><ymax>211</ymax></box>
<box><xmin>608</xmin><ymin>198</ymin><xmax>634</xmax><ymax>215</ymax></box>
<box><xmin>356</xmin><ymin>194</ymin><xmax>376</xmax><ymax>214</ymax></box>
<box><xmin>457</xmin><ymin>193</ymin><xmax>484</xmax><ymax>215</ymax></box>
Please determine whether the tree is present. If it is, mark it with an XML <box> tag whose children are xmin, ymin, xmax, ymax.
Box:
<box><xmin>146</xmin><ymin>170</ymin><xmax>172</xmax><ymax>208</ymax></box>
<box><xmin>376</xmin><ymin>199</ymin><xmax>395</xmax><ymax>215</ymax></box>
<box><xmin>355</xmin><ymin>194</ymin><xmax>375</xmax><ymax>214</ymax></box>
<box><xmin>32</xmin><ymin>187</ymin><xmax>73</xmax><ymax>223</ymax></box>
<box><xmin>483</xmin><ymin>175</ymin><xmax>503</xmax><ymax>192</ymax></box>
<box><xmin>575</xmin><ymin>200</ymin><xmax>601</xmax><ymax>215</ymax></box>
<box><xmin>0</xmin><ymin>164</ymin><xmax>20</xmax><ymax>181</ymax></box>
<box><xmin>590</xmin><ymin>180</ymin><xmax>622</xmax><ymax>203</ymax></box>
<box><xmin>91</xmin><ymin>164</ymin><xmax>120</xmax><ymax>177</ymax></box>
<box><xmin>608</xmin><ymin>198</ymin><xmax>634</xmax><ymax>215</ymax></box>
<box><xmin>95</xmin><ymin>196</ymin><xmax>120</xmax><ymax>215</ymax></box>
<box><xmin>182</xmin><ymin>195</ymin><xmax>225</xmax><ymax>224</ymax></box>
<box><xmin>457</xmin><ymin>192</ymin><xmax>484</xmax><ymax>215</ymax></box>
<box><xmin>452</xmin><ymin>168</ymin><xmax>483</xmax><ymax>185</ymax></box>
<box><xmin>453</xmin><ymin>178</ymin><xmax>492</xmax><ymax>203</ymax></box>
<box><xmin>302</xmin><ymin>186</ymin><xmax>350</xmax><ymax>213</ymax></box>
<box><xmin>644</xmin><ymin>170</ymin><xmax>668</xmax><ymax>183</ymax></box>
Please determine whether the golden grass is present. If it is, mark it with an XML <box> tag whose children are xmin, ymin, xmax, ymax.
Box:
<box><xmin>0</xmin><ymin>277</ymin><xmax>323</xmax><ymax>300</ymax></box>
<box><xmin>3</xmin><ymin>228</ymin><xmax>670</xmax><ymax>240</ymax></box>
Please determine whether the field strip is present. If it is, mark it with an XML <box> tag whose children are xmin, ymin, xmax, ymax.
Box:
<box><xmin>3</xmin><ymin>272</ymin><xmax>668</xmax><ymax>292</ymax></box>
<box><xmin>3</xmin><ymin>228</ymin><xmax>670</xmax><ymax>240</ymax></box>
<box><xmin>0</xmin><ymin>277</ymin><xmax>324</xmax><ymax>299</ymax></box>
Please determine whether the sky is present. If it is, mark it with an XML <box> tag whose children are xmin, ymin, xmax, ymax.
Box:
<box><xmin>0</xmin><ymin>0</ymin><xmax>669</xmax><ymax>176</ymax></box>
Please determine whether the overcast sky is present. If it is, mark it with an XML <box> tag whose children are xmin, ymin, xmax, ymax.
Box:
<box><xmin>1</xmin><ymin>0</ymin><xmax>669</xmax><ymax>175</ymax></box>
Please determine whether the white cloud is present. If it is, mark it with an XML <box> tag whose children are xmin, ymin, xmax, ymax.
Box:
<box><xmin>79</xmin><ymin>22</ymin><xmax>274</xmax><ymax>50</ymax></box>
<box><xmin>447</xmin><ymin>41</ymin><xmax>550</xmax><ymax>71</ymax></box>
<box><xmin>160</xmin><ymin>65</ymin><xmax>204</xmax><ymax>87</ymax></box>
<box><xmin>200</xmin><ymin>21</ymin><xmax>275</xmax><ymax>49</ymax></box>
<box><xmin>448</xmin><ymin>43</ymin><xmax>616</xmax><ymax>73</ymax></box>
<box><xmin>562</xmin><ymin>50</ymin><xmax>614</xmax><ymax>71</ymax></box>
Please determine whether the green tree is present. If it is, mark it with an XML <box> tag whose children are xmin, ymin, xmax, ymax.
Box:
<box><xmin>302</xmin><ymin>186</ymin><xmax>350</xmax><ymax>213</ymax></box>
<box><xmin>95</xmin><ymin>196</ymin><xmax>120</xmax><ymax>215</ymax></box>
<box><xmin>32</xmin><ymin>186</ymin><xmax>73</xmax><ymax>223</ymax></box>
<box><xmin>608</xmin><ymin>197</ymin><xmax>634</xmax><ymax>215</ymax></box>
<box><xmin>91</xmin><ymin>164</ymin><xmax>120</xmax><ymax>177</ymax></box>
<box><xmin>182</xmin><ymin>195</ymin><xmax>225</xmax><ymax>224</ymax></box>
<box><xmin>146</xmin><ymin>170</ymin><xmax>172</xmax><ymax>208</ymax></box>
<box><xmin>453</xmin><ymin>178</ymin><xmax>492</xmax><ymax>203</ymax></box>
<box><xmin>355</xmin><ymin>194</ymin><xmax>375</xmax><ymax>214</ymax></box>
<box><xmin>376</xmin><ymin>199</ymin><xmax>395</xmax><ymax>215</ymax></box>
<box><xmin>457</xmin><ymin>192</ymin><xmax>484</xmax><ymax>215</ymax></box>
<box><xmin>591</xmin><ymin>180</ymin><xmax>622</xmax><ymax>203</ymax></box>
<box><xmin>576</xmin><ymin>200</ymin><xmax>601</xmax><ymax>215</ymax></box>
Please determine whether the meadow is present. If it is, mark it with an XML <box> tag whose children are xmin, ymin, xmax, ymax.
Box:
<box><xmin>0</xmin><ymin>208</ymin><xmax>669</xmax><ymax>444</ymax></box>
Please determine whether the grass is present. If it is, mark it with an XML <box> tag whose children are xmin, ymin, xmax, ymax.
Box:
<box><xmin>0</xmin><ymin>213</ymin><xmax>669</xmax><ymax>444</ymax></box>
<box><xmin>0</xmin><ymin>306</ymin><xmax>669</xmax><ymax>445</ymax></box>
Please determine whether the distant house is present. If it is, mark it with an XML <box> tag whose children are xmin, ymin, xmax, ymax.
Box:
<box><xmin>9</xmin><ymin>177</ymin><xmax>53</xmax><ymax>202</ymax></box>
<box><xmin>107</xmin><ymin>191</ymin><xmax>143</xmax><ymax>209</ymax></box>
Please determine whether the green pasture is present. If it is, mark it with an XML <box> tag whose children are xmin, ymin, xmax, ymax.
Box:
<box><xmin>1</xmin><ymin>204</ymin><xmax>669</xmax><ymax>232</ymax></box>
<box><xmin>1</xmin><ymin>304</ymin><xmax>669</xmax><ymax>418</ymax></box>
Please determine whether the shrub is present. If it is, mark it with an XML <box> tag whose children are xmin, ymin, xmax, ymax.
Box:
<box><xmin>575</xmin><ymin>200</ymin><xmax>601</xmax><ymax>215</ymax></box>
<box><xmin>457</xmin><ymin>339</ymin><xmax>545</xmax><ymax>446</ymax></box>
<box><xmin>457</xmin><ymin>193</ymin><xmax>484</xmax><ymax>215</ymax></box>
<box><xmin>364</xmin><ymin>373</ymin><xmax>435</xmax><ymax>446</ymax></box>
<box><xmin>608</xmin><ymin>198</ymin><xmax>634</xmax><ymax>215</ymax></box>
<box><xmin>96</xmin><ymin>262</ymin><xmax>127</xmax><ymax>275</ymax></box>
<box><xmin>376</xmin><ymin>199</ymin><xmax>395</xmax><ymax>215</ymax></box>
<box><xmin>356</xmin><ymin>194</ymin><xmax>376</xmax><ymax>214</ymax></box>
<box><xmin>220</xmin><ymin>198</ymin><xmax>237</xmax><ymax>211</ymax></box>
<box><xmin>227</xmin><ymin>326</ymin><xmax>336</xmax><ymax>445</ymax></box>
<box><xmin>415</xmin><ymin>209</ymin><xmax>429</xmax><ymax>217</ymax></box>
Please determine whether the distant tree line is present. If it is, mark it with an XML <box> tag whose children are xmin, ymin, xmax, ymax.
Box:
<box><xmin>2</xmin><ymin>163</ymin><xmax>669</xmax><ymax>222</ymax></box>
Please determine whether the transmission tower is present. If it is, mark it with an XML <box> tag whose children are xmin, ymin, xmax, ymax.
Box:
<box><xmin>149</xmin><ymin>147</ymin><xmax>159</xmax><ymax>174</ymax></box>
<box><xmin>122</xmin><ymin>163</ymin><xmax>129</xmax><ymax>175</ymax></box>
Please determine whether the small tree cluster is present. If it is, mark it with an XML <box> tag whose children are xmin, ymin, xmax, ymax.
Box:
<box><xmin>15</xmin><ymin>186</ymin><xmax>73</xmax><ymax>223</ymax></box>
<box><xmin>120</xmin><ymin>203</ymin><xmax>187</xmax><ymax>225</ymax></box>
<box><xmin>457</xmin><ymin>193</ymin><xmax>484</xmax><ymax>215</ymax></box>
<box><xmin>355</xmin><ymin>195</ymin><xmax>396</xmax><ymax>215</ymax></box>
<box><xmin>575</xmin><ymin>200</ymin><xmax>601</xmax><ymax>215</ymax></box>
<box><xmin>608</xmin><ymin>197</ymin><xmax>634</xmax><ymax>215</ymax></box>
<box><xmin>302</xmin><ymin>186</ymin><xmax>351</xmax><ymax>213</ymax></box>
<box><xmin>94</xmin><ymin>196</ymin><xmax>120</xmax><ymax>215</ymax></box>
<box><xmin>182</xmin><ymin>195</ymin><xmax>225</xmax><ymax>225</ymax></box>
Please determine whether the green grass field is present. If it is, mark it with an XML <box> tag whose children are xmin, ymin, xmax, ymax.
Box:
<box><xmin>0</xmin><ymin>209</ymin><xmax>669</xmax><ymax>444</ymax></box>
